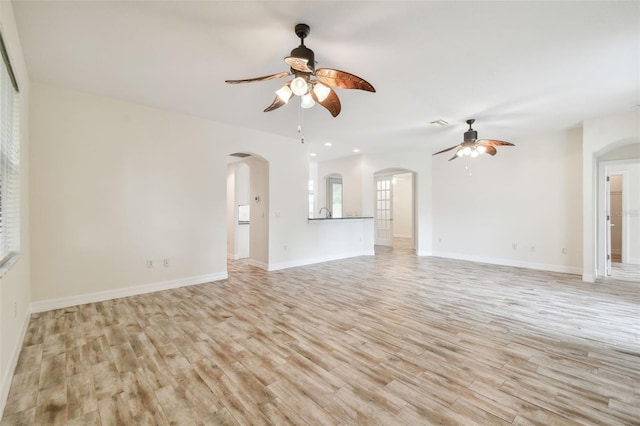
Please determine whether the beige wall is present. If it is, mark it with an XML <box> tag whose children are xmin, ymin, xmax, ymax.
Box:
<box><xmin>29</xmin><ymin>83</ymin><xmax>228</xmax><ymax>303</ymax></box>
<box><xmin>28</xmin><ymin>82</ymin><xmax>374</xmax><ymax>307</ymax></box>
<box><xmin>432</xmin><ymin>127</ymin><xmax>583</xmax><ymax>273</ymax></box>
<box><xmin>392</xmin><ymin>173</ymin><xmax>413</xmax><ymax>238</ymax></box>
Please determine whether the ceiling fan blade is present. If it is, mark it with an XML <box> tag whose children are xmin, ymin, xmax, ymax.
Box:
<box><xmin>263</xmin><ymin>96</ymin><xmax>287</xmax><ymax>112</ymax></box>
<box><xmin>477</xmin><ymin>139</ymin><xmax>515</xmax><ymax>147</ymax></box>
<box><xmin>311</xmin><ymin>86</ymin><xmax>341</xmax><ymax>117</ymax></box>
<box><xmin>432</xmin><ymin>144</ymin><xmax>461</xmax><ymax>156</ymax></box>
<box><xmin>225</xmin><ymin>71</ymin><xmax>291</xmax><ymax>84</ymax></box>
<box><xmin>315</xmin><ymin>68</ymin><xmax>376</xmax><ymax>92</ymax></box>
<box><xmin>448</xmin><ymin>150</ymin><xmax>461</xmax><ymax>161</ymax></box>
<box><xmin>483</xmin><ymin>146</ymin><xmax>498</xmax><ymax>156</ymax></box>
<box><xmin>284</xmin><ymin>56</ymin><xmax>314</xmax><ymax>73</ymax></box>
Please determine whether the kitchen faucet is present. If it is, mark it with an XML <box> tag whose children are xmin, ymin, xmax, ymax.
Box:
<box><xmin>318</xmin><ymin>207</ymin><xmax>332</xmax><ymax>218</ymax></box>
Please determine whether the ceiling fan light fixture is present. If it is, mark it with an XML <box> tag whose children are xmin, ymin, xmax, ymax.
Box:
<box><xmin>225</xmin><ymin>23</ymin><xmax>375</xmax><ymax>118</ymax></box>
<box><xmin>432</xmin><ymin>119</ymin><xmax>514</xmax><ymax>161</ymax></box>
<box><xmin>313</xmin><ymin>82</ymin><xmax>331</xmax><ymax>102</ymax></box>
<box><xmin>291</xmin><ymin>76</ymin><xmax>309</xmax><ymax>96</ymax></box>
<box><xmin>301</xmin><ymin>93</ymin><xmax>315</xmax><ymax>108</ymax></box>
<box><xmin>275</xmin><ymin>84</ymin><xmax>293</xmax><ymax>103</ymax></box>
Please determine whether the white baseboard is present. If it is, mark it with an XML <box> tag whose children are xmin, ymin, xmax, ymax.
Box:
<box><xmin>393</xmin><ymin>233</ymin><xmax>412</xmax><ymax>239</ymax></box>
<box><xmin>626</xmin><ymin>257</ymin><xmax>640</xmax><ymax>265</ymax></box>
<box><xmin>0</xmin><ymin>307</ymin><xmax>31</xmax><ymax>418</ymax></box>
<box><xmin>416</xmin><ymin>250</ymin><xmax>433</xmax><ymax>257</ymax></box>
<box><xmin>30</xmin><ymin>272</ymin><xmax>228</xmax><ymax>313</ymax></box>
<box><xmin>268</xmin><ymin>250</ymin><xmax>375</xmax><ymax>272</ymax></box>
<box><xmin>432</xmin><ymin>251</ymin><xmax>582</xmax><ymax>276</ymax></box>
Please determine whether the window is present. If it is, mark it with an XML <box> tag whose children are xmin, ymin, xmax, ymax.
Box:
<box><xmin>0</xmin><ymin>32</ymin><xmax>20</xmax><ymax>266</ymax></box>
<box><xmin>326</xmin><ymin>175</ymin><xmax>343</xmax><ymax>218</ymax></box>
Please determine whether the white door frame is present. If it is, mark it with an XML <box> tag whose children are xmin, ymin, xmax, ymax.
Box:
<box><xmin>373</xmin><ymin>170</ymin><xmax>416</xmax><ymax>248</ymax></box>
<box><xmin>374</xmin><ymin>174</ymin><xmax>394</xmax><ymax>246</ymax></box>
<box><xmin>597</xmin><ymin>159</ymin><xmax>635</xmax><ymax>276</ymax></box>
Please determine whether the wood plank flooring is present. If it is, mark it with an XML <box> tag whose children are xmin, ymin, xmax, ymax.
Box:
<box><xmin>2</xmin><ymin>242</ymin><xmax>639</xmax><ymax>425</ymax></box>
<box><xmin>611</xmin><ymin>262</ymin><xmax>640</xmax><ymax>283</ymax></box>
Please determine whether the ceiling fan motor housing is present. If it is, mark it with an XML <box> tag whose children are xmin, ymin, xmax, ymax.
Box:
<box><xmin>464</xmin><ymin>129</ymin><xmax>478</xmax><ymax>142</ymax></box>
<box><xmin>288</xmin><ymin>45</ymin><xmax>315</xmax><ymax>72</ymax></box>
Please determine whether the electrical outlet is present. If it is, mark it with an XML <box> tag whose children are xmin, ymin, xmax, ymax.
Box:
<box><xmin>512</xmin><ymin>243</ymin><xmax>517</xmax><ymax>250</ymax></box>
<box><xmin>163</xmin><ymin>258</ymin><xmax>170</xmax><ymax>268</ymax></box>
<box><xmin>562</xmin><ymin>248</ymin><xmax>567</xmax><ymax>254</ymax></box>
<box><xmin>146</xmin><ymin>260</ymin><xmax>153</xmax><ymax>268</ymax></box>
<box><xmin>530</xmin><ymin>246</ymin><xmax>535</xmax><ymax>252</ymax></box>
<box><xmin>283</xmin><ymin>245</ymin><xmax>287</xmax><ymax>251</ymax></box>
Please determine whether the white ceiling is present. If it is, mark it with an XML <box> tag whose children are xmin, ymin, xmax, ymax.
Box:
<box><xmin>11</xmin><ymin>1</ymin><xmax>640</xmax><ymax>161</ymax></box>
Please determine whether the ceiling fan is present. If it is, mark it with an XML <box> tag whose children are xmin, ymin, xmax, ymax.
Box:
<box><xmin>433</xmin><ymin>119</ymin><xmax>514</xmax><ymax>160</ymax></box>
<box><xmin>225</xmin><ymin>23</ymin><xmax>375</xmax><ymax>117</ymax></box>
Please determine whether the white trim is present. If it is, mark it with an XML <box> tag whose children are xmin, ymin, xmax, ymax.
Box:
<box><xmin>582</xmin><ymin>273</ymin><xmax>596</xmax><ymax>283</ymax></box>
<box><xmin>416</xmin><ymin>250</ymin><xmax>433</xmax><ymax>257</ymax></box>
<box><xmin>627</xmin><ymin>257</ymin><xmax>640</xmax><ymax>265</ymax></box>
<box><xmin>0</xmin><ymin>305</ymin><xmax>31</xmax><ymax>417</ymax></box>
<box><xmin>433</xmin><ymin>251</ymin><xmax>582</xmax><ymax>276</ymax></box>
<box><xmin>30</xmin><ymin>272</ymin><xmax>227</xmax><ymax>313</ymax></box>
<box><xmin>267</xmin><ymin>250</ymin><xmax>375</xmax><ymax>272</ymax></box>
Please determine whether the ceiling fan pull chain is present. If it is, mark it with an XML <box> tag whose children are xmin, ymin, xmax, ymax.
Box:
<box><xmin>298</xmin><ymin>99</ymin><xmax>305</xmax><ymax>143</ymax></box>
<box><xmin>465</xmin><ymin>158</ymin><xmax>472</xmax><ymax>176</ymax></box>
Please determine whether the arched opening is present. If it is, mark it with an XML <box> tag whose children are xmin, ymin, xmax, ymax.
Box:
<box><xmin>595</xmin><ymin>141</ymin><xmax>640</xmax><ymax>281</ymax></box>
<box><xmin>373</xmin><ymin>168</ymin><xmax>417</xmax><ymax>251</ymax></box>
<box><xmin>226</xmin><ymin>152</ymin><xmax>270</xmax><ymax>270</ymax></box>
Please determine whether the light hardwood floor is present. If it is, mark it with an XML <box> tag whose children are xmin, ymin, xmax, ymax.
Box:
<box><xmin>611</xmin><ymin>262</ymin><xmax>640</xmax><ymax>283</ymax></box>
<box><xmin>2</xmin><ymin>243</ymin><xmax>639</xmax><ymax>425</ymax></box>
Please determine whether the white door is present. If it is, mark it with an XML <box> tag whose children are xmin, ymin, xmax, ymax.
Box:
<box><xmin>375</xmin><ymin>176</ymin><xmax>393</xmax><ymax>246</ymax></box>
<box><xmin>605</xmin><ymin>175</ymin><xmax>612</xmax><ymax>276</ymax></box>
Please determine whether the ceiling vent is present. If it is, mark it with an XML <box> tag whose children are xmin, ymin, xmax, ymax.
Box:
<box><xmin>229</xmin><ymin>152</ymin><xmax>251</xmax><ymax>158</ymax></box>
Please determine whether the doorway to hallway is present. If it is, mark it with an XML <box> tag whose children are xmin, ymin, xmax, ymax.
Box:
<box><xmin>374</xmin><ymin>170</ymin><xmax>415</xmax><ymax>251</ymax></box>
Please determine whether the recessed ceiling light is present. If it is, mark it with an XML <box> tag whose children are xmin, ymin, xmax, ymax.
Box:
<box><xmin>310</xmin><ymin>153</ymin><xmax>317</xmax><ymax>157</ymax></box>
<box><xmin>324</xmin><ymin>142</ymin><xmax>332</xmax><ymax>147</ymax></box>
<box><xmin>353</xmin><ymin>148</ymin><xmax>360</xmax><ymax>153</ymax></box>
<box><xmin>430</xmin><ymin>119</ymin><xmax>448</xmax><ymax>126</ymax></box>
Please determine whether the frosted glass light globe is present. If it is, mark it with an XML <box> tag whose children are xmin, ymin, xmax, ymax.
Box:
<box><xmin>291</xmin><ymin>77</ymin><xmax>309</xmax><ymax>96</ymax></box>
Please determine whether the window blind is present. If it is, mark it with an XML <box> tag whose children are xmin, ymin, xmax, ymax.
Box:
<box><xmin>0</xmin><ymin>31</ymin><xmax>20</xmax><ymax>265</ymax></box>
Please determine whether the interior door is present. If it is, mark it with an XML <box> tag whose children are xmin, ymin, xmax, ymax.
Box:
<box><xmin>605</xmin><ymin>175</ymin><xmax>612</xmax><ymax>276</ymax></box>
<box><xmin>375</xmin><ymin>175</ymin><xmax>393</xmax><ymax>246</ymax></box>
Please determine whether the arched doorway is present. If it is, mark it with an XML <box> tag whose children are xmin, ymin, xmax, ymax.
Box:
<box><xmin>596</xmin><ymin>143</ymin><xmax>640</xmax><ymax>282</ymax></box>
<box><xmin>226</xmin><ymin>152</ymin><xmax>269</xmax><ymax>269</ymax></box>
<box><xmin>373</xmin><ymin>168</ymin><xmax>416</xmax><ymax>250</ymax></box>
